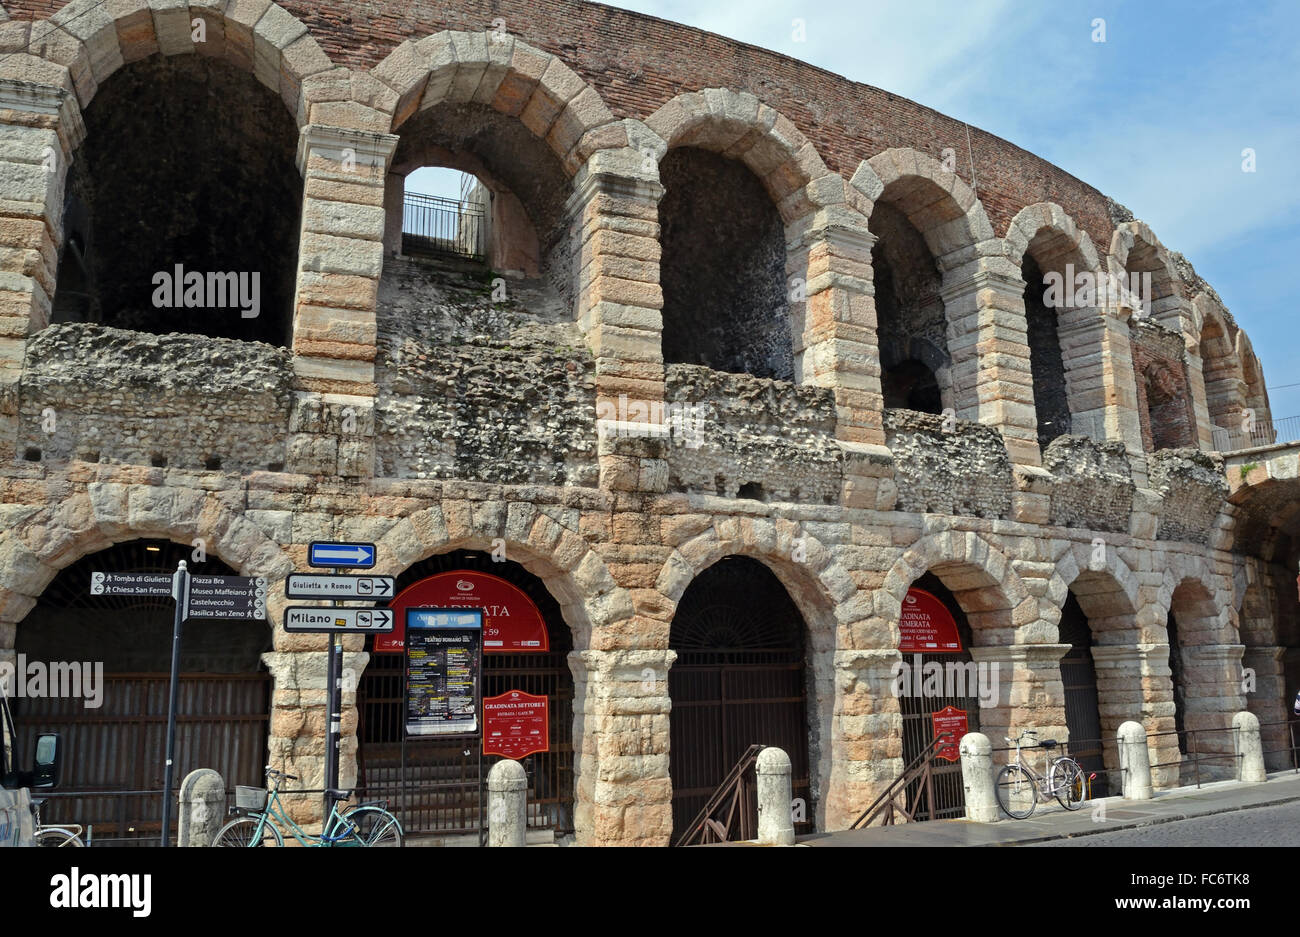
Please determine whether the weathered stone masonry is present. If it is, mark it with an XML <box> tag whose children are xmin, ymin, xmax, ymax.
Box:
<box><xmin>0</xmin><ymin>0</ymin><xmax>1293</xmax><ymax>845</ymax></box>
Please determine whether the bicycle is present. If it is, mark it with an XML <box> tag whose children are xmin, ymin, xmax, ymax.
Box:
<box><xmin>31</xmin><ymin>797</ymin><xmax>85</xmax><ymax>847</ymax></box>
<box><xmin>995</xmin><ymin>729</ymin><xmax>1086</xmax><ymax>819</ymax></box>
<box><xmin>210</xmin><ymin>767</ymin><xmax>403</xmax><ymax>847</ymax></box>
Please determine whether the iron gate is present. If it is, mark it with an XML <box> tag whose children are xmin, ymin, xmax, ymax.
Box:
<box><xmin>1058</xmin><ymin>594</ymin><xmax>1109</xmax><ymax>796</ymax></box>
<box><xmin>356</xmin><ymin>651</ymin><xmax>574</xmax><ymax>835</ymax></box>
<box><xmin>668</xmin><ymin>648</ymin><xmax>811</xmax><ymax>836</ymax></box>
<box><xmin>899</xmin><ymin>652</ymin><xmax>981</xmax><ymax>819</ymax></box>
<box><xmin>13</xmin><ymin>673</ymin><xmax>270</xmax><ymax>844</ymax></box>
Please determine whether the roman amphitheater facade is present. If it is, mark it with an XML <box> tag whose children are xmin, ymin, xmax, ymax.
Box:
<box><xmin>0</xmin><ymin>0</ymin><xmax>1295</xmax><ymax>846</ymax></box>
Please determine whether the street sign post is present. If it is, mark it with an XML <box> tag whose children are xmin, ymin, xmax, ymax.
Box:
<box><xmin>283</xmin><ymin>607</ymin><xmax>394</xmax><ymax>633</ymax></box>
<box><xmin>184</xmin><ymin>575</ymin><xmax>268</xmax><ymax>621</ymax></box>
<box><xmin>285</xmin><ymin>573</ymin><xmax>394</xmax><ymax>600</ymax></box>
<box><xmin>89</xmin><ymin>572</ymin><xmax>174</xmax><ymax>597</ymax></box>
<box><xmin>307</xmin><ymin>541</ymin><xmax>376</xmax><ymax>569</ymax></box>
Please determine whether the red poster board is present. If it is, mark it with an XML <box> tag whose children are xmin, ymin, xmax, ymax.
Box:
<box><xmin>932</xmin><ymin>706</ymin><xmax>968</xmax><ymax>762</ymax></box>
<box><xmin>899</xmin><ymin>588</ymin><xmax>963</xmax><ymax>652</ymax></box>
<box><xmin>483</xmin><ymin>689</ymin><xmax>549</xmax><ymax>759</ymax></box>
<box><xmin>375</xmin><ymin>571</ymin><xmax>548</xmax><ymax>654</ymax></box>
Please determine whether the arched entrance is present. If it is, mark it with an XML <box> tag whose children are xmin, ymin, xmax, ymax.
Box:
<box><xmin>897</xmin><ymin>573</ymin><xmax>980</xmax><ymax>819</ymax></box>
<box><xmin>11</xmin><ymin>539</ymin><xmax>271</xmax><ymax>843</ymax></box>
<box><xmin>1058</xmin><ymin>593</ymin><xmax>1108</xmax><ymax>796</ymax></box>
<box><xmin>356</xmin><ymin>549</ymin><xmax>575</xmax><ymax>842</ymax></box>
<box><xmin>668</xmin><ymin>556</ymin><xmax>812</xmax><ymax>837</ymax></box>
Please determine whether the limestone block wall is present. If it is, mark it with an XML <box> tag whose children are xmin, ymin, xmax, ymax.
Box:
<box><xmin>16</xmin><ymin>323</ymin><xmax>296</xmax><ymax>470</ymax></box>
<box><xmin>663</xmin><ymin>363</ymin><xmax>841</xmax><ymax>503</ymax></box>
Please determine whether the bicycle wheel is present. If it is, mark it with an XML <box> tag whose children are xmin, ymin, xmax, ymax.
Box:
<box><xmin>995</xmin><ymin>764</ymin><xmax>1038</xmax><ymax>819</ymax></box>
<box><xmin>343</xmin><ymin>806</ymin><xmax>403</xmax><ymax>847</ymax></box>
<box><xmin>35</xmin><ymin>828</ymin><xmax>84</xmax><ymax>847</ymax></box>
<box><xmin>1051</xmin><ymin>758</ymin><xmax>1086</xmax><ymax>810</ymax></box>
<box><xmin>211</xmin><ymin>816</ymin><xmax>283</xmax><ymax>847</ymax></box>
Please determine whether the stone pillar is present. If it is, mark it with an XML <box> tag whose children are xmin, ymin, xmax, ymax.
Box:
<box><xmin>939</xmin><ymin>264</ymin><xmax>1040</xmax><ymax>467</ymax></box>
<box><xmin>569</xmin><ymin>648</ymin><xmax>674</xmax><ymax>846</ymax></box>
<box><xmin>1181</xmin><ymin>643</ymin><xmax>1246</xmax><ymax>782</ymax></box>
<box><xmin>0</xmin><ymin>79</ymin><xmax>84</xmax><ymax>460</ymax></box>
<box><xmin>1117</xmin><ymin>720</ymin><xmax>1153</xmax><ymax>799</ymax></box>
<box><xmin>565</xmin><ymin>154</ymin><xmax>667</xmax><ymax>493</ymax></box>
<box><xmin>1091</xmin><ymin>644</ymin><xmax>1177</xmax><ymax>787</ymax></box>
<box><xmin>177</xmin><ymin>767</ymin><xmax>226</xmax><ymax>847</ymax></box>
<box><xmin>487</xmin><ymin>759</ymin><xmax>528</xmax><ymax>846</ymax></box>
<box><xmin>1242</xmin><ymin>646</ymin><xmax>1289</xmax><ymax>769</ymax></box>
<box><xmin>261</xmin><ymin>647</ymin><xmax>367</xmax><ymax>831</ymax></box>
<box><xmin>1232</xmin><ymin>710</ymin><xmax>1266</xmax><ymax>783</ymax></box>
<box><xmin>756</xmin><ymin>746</ymin><xmax>795</xmax><ymax>845</ymax></box>
<box><xmin>825</xmin><ymin>648</ymin><xmax>903</xmax><ymax>830</ymax></box>
<box><xmin>788</xmin><ymin>212</ymin><xmax>895</xmax><ymax>509</ymax></box>
<box><xmin>959</xmin><ymin>732</ymin><xmax>998</xmax><ymax>822</ymax></box>
<box><xmin>289</xmin><ymin>125</ymin><xmax>395</xmax><ymax>480</ymax></box>
<box><xmin>968</xmin><ymin>643</ymin><xmax>1069</xmax><ymax>764</ymax></box>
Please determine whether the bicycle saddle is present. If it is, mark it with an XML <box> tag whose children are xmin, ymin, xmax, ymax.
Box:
<box><xmin>327</xmin><ymin>788</ymin><xmax>352</xmax><ymax>801</ymax></box>
<box><xmin>1039</xmin><ymin>738</ymin><xmax>1058</xmax><ymax>749</ymax></box>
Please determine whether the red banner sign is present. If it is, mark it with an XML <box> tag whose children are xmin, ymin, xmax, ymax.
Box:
<box><xmin>375</xmin><ymin>571</ymin><xmax>548</xmax><ymax>654</ymax></box>
<box><xmin>483</xmin><ymin>689</ymin><xmax>549</xmax><ymax>759</ymax></box>
<box><xmin>899</xmin><ymin>588</ymin><xmax>963</xmax><ymax>652</ymax></box>
<box><xmin>932</xmin><ymin>706</ymin><xmax>968</xmax><ymax>762</ymax></box>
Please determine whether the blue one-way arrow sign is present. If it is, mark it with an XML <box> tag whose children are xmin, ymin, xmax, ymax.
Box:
<box><xmin>308</xmin><ymin>541</ymin><xmax>376</xmax><ymax>569</ymax></box>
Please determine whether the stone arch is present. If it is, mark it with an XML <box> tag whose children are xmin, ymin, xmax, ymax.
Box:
<box><xmin>374</xmin><ymin>501</ymin><xmax>634</xmax><ymax>653</ymax></box>
<box><xmin>1236</xmin><ymin>330</ymin><xmax>1272</xmax><ymax>432</ymax></box>
<box><xmin>1004</xmin><ymin>202</ymin><xmax>1105</xmax><ymax>446</ymax></box>
<box><xmin>21</xmin><ymin>0</ymin><xmax>337</xmax><ymax>127</ymax></box>
<box><xmin>1049</xmin><ymin>540</ymin><xmax>1141</xmax><ymax>644</ymax></box>
<box><xmin>0</xmin><ymin>483</ymin><xmax>294</xmax><ymax>641</ymax></box>
<box><xmin>854</xmin><ymin>149</ymin><xmax>996</xmax><ymax>273</ymax></box>
<box><xmin>646</xmin><ymin>88</ymin><xmax>840</xmax><ymax>224</ymax></box>
<box><xmin>1153</xmin><ymin>555</ymin><xmax>1236</xmax><ymax>646</ymax></box>
<box><xmin>372</xmin><ymin>31</ymin><xmax>621</xmax><ymax>175</ymax></box>
<box><xmin>877</xmin><ymin>530</ymin><xmax>1034</xmax><ymax>647</ymax></box>
<box><xmin>1196</xmin><ymin>297</ymin><xmax>1246</xmax><ymax>444</ymax></box>
<box><xmin>1108</xmin><ymin>220</ymin><xmax>1181</xmax><ymax>309</ymax></box>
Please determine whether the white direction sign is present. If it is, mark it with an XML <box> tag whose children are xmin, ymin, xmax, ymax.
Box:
<box><xmin>285</xmin><ymin>574</ymin><xmax>395</xmax><ymax>600</ymax></box>
<box><xmin>283</xmin><ymin>607</ymin><xmax>395</xmax><ymax>634</ymax></box>
<box><xmin>308</xmin><ymin>541</ymin><xmax>376</xmax><ymax>569</ymax></box>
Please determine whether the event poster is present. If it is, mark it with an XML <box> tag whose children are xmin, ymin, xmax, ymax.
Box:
<box><xmin>405</xmin><ymin>608</ymin><xmax>483</xmax><ymax>737</ymax></box>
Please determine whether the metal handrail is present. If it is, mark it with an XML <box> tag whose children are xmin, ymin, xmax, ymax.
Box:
<box><xmin>674</xmin><ymin>743</ymin><xmax>766</xmax><ymax>846</ymax></box>
<box><xmin>851</xmin><ymin>732</ymin><xmax>952</xmax><ymax>829</ymax></box>
<box><xmin>402</xmin><ymin>191</ymin><xmax>486</xmax><ymax>260</ymax></box>
<box><xmin>1213</xmin><ymin>414</ymin><xmax>1300</xmax><ymax>452</ymax></box>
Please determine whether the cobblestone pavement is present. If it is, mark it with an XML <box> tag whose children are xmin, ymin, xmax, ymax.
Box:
<box><xmin>1026</xmin><ymin>802</ymin><xmax>1300</xmax><ymax>846</ymax></box>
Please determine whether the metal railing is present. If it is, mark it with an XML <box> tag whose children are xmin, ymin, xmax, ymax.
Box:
<box><xmin>674</xmin><ymin>743</ymin><xmax>765</xmax><ymax>846</ymax></box>
<box><xmin>1212</xmin><ymin>414</ymin><xmax>1300</xmax><ymax>452</ymax></box>
<box><xmin>852</xmin><ymin>732</ymin><xmax>953</xmax><ymax>829</ymax></box>
<box><xmin>401</xmin><ymin>192</ymin><xmax>486</xmax><ymax>261</ymax></box>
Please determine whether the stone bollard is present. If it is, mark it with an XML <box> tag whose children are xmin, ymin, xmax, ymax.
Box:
<box><xmin>487</xmin><ymin>760</ymin><xmax>528</xmax><ymax>847</ymax></box>
<box><xmin>1118</xmin><ymin>721</ymin><xmax>1152</xmax><ymax>800</ymax></box>
<box><xmin>756</xmin><ymin>746</ymin><xmax>795</xmax><ymax>845</ymax></box>
<box><xmin>1233</xmin><ymin>711</ymin><xmax>1267</xmax><ymax>783</ymax></box>
<box><xmin>959</xmin><ymin>732</ymin><xmax>999</xmax><ymax>822</ymax></box>
<box><xmin>178</xmin><ymin>768</ymin><xmax>226</xmax><ymax>847</ymax></box>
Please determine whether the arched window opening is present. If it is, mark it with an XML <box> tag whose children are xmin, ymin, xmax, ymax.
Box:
<box><xmin>870</xmin><ymin>201</ymin><xmax>949</xmax><ymax>415</ymax></box>
<box><xmin>659</xmin><ymin>147</ymin><xmax>791</xmax><ymax>381</ymax></box>
<box><xmin>1057</xmin><ymin>592</ymin><xmax>1107</xmax><ymax>796</ymax></box>
<box><xmin>668</xmin><ymin>556</ymin><xmax>812</xmax><ymax>839</ymax></box>
<box><xmin>1022</xmin><ymin>255</ymin><xmax>1071</xmax><ymax>446</ymax></box>
<box><xmin>401</xmin><ymin>167</ymin><xmax>491</xmax><ymax>262</ymax></box>
<box><xmin>1199</xmin><ymin>313</ymin><xmax>1239</xmax><ymax>444</ymax></box>
<box><xmin>11</xmin><ymin>538</ymin><xmax>271</xmax><ymax>843</ymax></box>
<box><xmin>50</xmin><ymin>56</ymin><xmax>300</xmax><ymax>345</ymax></box>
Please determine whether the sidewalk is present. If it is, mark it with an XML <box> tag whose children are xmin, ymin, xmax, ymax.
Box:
<box><xmin>797</xmin><ymin>769</ymin><xmax>1300</xmax><ymax>847</ymax></box>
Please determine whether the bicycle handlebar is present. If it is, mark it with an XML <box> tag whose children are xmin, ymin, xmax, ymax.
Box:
<box><xmin>265</xmin><ymin>765</ymin><xmax>299</xmax><ymax>781</ymax></box>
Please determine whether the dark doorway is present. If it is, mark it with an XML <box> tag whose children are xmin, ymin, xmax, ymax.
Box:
<box><xmin>668</xmin><ymin>556</ymin><xmax>812</xmax><ymax>837</ymax></box>
<box><xmin>12</xmin><ymin>538</ymin><xmax>271</xmax><ymax>845</ymax></box>
<box><xmin>898</xmin><ymin>573</ymin><xmax>981</xmax><ymax>819</ymax></box>
<box><xmin>357</xmin><ymin>549</ymin><xmax>575</xmax><ymax>839</ymax></box>
<box><xmin>1167</xmin><ymin>612</ymin><xmax>1188</xmax><ymax>754</ymax></box>
<box><xmin>1058</xmin><ymin>592</ymin><xmax>1108</xmax><ymax>796</ymax></box>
